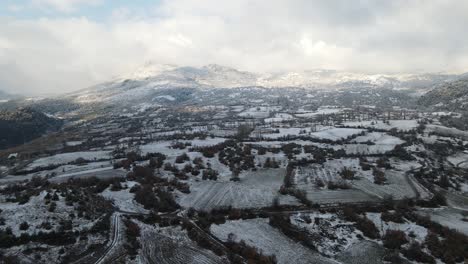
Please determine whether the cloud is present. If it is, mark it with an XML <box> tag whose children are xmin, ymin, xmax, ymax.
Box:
<box><xmin>1</xmin><ymin>0</ymin><xmax>468</xmax><ymax>94</ymax></box>
<box><xmin>31</xmin><ymin>0</ymin><xmax>101</xmax><ymax>13</ymax></box>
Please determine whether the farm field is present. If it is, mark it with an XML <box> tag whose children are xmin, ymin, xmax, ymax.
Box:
<box><xmin>179</xmin><ymin>169</ymin><xmax>299</xmax><ymax>209</ymax></box>
<box><xmin>138</xmin><ymin>223</ymin><xmax>225</xmax><ymax>264</ymax></box>
<box><xmin>210</xmin><ymin>218</ymin><xmax>337</xmax><ymax>264</ymax></box>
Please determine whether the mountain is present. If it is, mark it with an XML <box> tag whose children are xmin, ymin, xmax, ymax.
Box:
<box><xmin>124</xmin><ymin>63</ymin><xmax>460</xmax><ymax>90</ymax></box>
<box><xmin>0</xmin><ymin>90</ymin><xmax>15</xmax><ymax>102</ymax></box>
<box><xmin>64</xmin><ymin>64</ymin><xmax>461</xmax><ymax>105</ymax></box>
<box><xmin>0</xmin><ymin>107</ymin><xmax>63</xmax><ymax>150</ymax></box>
<box><xmin>2</xmin><ymin>64</ymin><xmax>464</xmax><ymax>116</ymax></box>
<box><xmin>418</xmin><ymin>77</ymin><xmax>468</xmax><ymax>111</ymax></box>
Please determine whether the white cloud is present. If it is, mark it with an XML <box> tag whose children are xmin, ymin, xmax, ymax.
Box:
<box><xmin>1</xmin><ymin>0</ymin><xmax>468</xmax><ymax>94</ymax></box>
<box><xmin>31</xmin><ymin>0</ymin><xmax>101</xmax><ymax>13</ymax></box>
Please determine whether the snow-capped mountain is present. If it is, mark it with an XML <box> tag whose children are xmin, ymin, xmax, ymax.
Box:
<box><xmin>29</xmin><ymin>63</ymin><xmax>464</xmax><ymax>114</ymax></box>
<box><xmin>124</xmin><ymin>63</ymin><xmax>460</xmax><ymax>90</ymax></box>
<box><xmin>419</xmin><ymin>76</ymin><xmax>468</xmax><ymax>111</ymax></box>
<box><xmin>0</xmin><ymin>90</ymin><xmax>16</xmax><ymax>102</ymax></box>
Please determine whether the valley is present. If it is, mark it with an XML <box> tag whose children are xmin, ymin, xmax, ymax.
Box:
<box><xmin>0</xmin><ymin>66</ymin><xmax>467</xmax><ymax>264</ymax></box>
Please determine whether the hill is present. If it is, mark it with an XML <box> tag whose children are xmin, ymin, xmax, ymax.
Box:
<box><xmin>418</xmin><ymin>77</ymin><xmax>468</xmax><ymax>111</ymax></box>
<box><xmin>0</xmin><ymin>108</ymin><xmax>63</xmax><ymax>150</ymax></box>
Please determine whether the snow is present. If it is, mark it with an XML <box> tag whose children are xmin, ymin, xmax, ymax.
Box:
<box><xmin>65</xmin><ymin>141</ymin><xmax>84</xmax><ymax>146</ymax></box>
<box><xmin>155</xmin><ymin>95</ymin><xmax>176</xmax><ymax>101</ymax></box>
<box><xmin>447</xmin><ymin>152</ymin><xmax>468</xmax><ymax>168</ymax></box>
<box><xmin>264</xmin><ymin>113</ymin><xmax>295</xmax><ymax>123</ymax></box>
<box><xmin>101</xmin><ymin>182</ymin><xmax>148</xmax><ymax>214</ymax></box>
<box><xmin>290</xmin><ymin>212</ymin><xmax>362</xmax><ymax>256</ymax></box>
<box><xmin>179</xmin><ymin>169</ymin><xmax>299</xmax><ymax>210</ymax></box>
<box><xmin>0</xmin><ymin>191</ymin><xmax>98</xmax><ymax>236</ymax></box>
<box><xmin>336</xmin><ymin>241</ymin><xmax>386</xmax><ymax>264</ymax></box>
<box><xmin>138</xmin><ymin>222</ymin><xmax>224</xmax><ymax>264</ymax></box>
<box><xmin>296</xmin><ymin>158</ymin><xmax>372</xmax><ymax>185</ymax></box>
<box><xmin>27</xmin><ymin>151</ymin><xmax>111</xmax><ymax>169</ymax></box>
<box><xmin>333</xmin><ymin>144</ymin><xmax>398</xmax><ymax>155</ymax></box>
<box><xmin>417</xmin><ymin>208</ymin><xmax>468</xmax><ymax>236</ymax></box>
<box><xmin>343</xmin><ymin>120</ymin><xmax>418</xmax><ymax>131</ymax></box>
<box><xmin>366</xmin><ymin>212</ymin><xmax>428</xmax><ymax>243</ymax></box>
<box><xmin>186</xmin><ymin>137</ymin><xmax>226</xmax><ymax>147</ymax></box>
<box><xmin>295</xmin><ymin>107</ymin><xmax>344</xmax><ymax>118</ymax></box>
<box><xmin>49</xmin><ymin>167</ymin><xmax>127</xmax><ymax>183</ymax></box>
<box><xmin>311</xmin><ymin>128</ymin><xmax>364</xmax><ymax>141</ymax></box>
<box><xmin>261</xmin><ymin>127</ymin><xmax>311</xmax><ymax>139</ymax></box>
<box><xmin>353</xmin><ymin>170</ymin><xmax>428</xmax><ymax>200</ymax></box>
<box><xmin>425</xmin><ymin>124</ymin><xmax>468</xmax><ymax>140</ymax></box>
<box><xmin>260</xmin><ymin>127</ymin><xmax>363</xmax><ymax>141</ymax></box>
<box><xmin>141</xmin><ymin>138</ymin><xmax>225</xmax><ymax>156</ymax></box>
<box><xmin>352</xmin><ymin>132</ymin><xmax>403</xmax><ymax>145</ymax></box>
<box><xmin>238</xmin><ymin>106</ymin><xmax>281</xmax><ymax>118</ymax></box>
<box><xmin>210</xmin><ymin>218</ymin><xmax>336</xmax><ymax>264</ymax></box>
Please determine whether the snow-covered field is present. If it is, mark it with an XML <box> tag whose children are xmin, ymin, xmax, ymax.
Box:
<box><xmin>336</xmin><ymin>241</ymin><xmax>387</xmax><ymax>264</ymax></box>
<box><xmin>295</xmin><ymin>107</ymin><xmax>345</xmax><ymax>118</ymax></box>
<box><xmin>0</xmin><ymin>191</ymin><xmax>98</xmax><ymax>236</ymax></box>
<box><xmin>311</xmin><ymin>128</ymin><xmax>364</xmax><ymax>141</ymax></box>
<box><xmin>265</xmin><ymin>113</ymin><xmax>295</xmax><ymax>123</ymax></box>
<box><xmin>290</xmin><ymin>212</ymin><xmax>362</xmax><ymax>256</ymax></box>
<box><xmin>352</xmin><ymin>170</ymin><xmax>429</xmax><ymax>200</ymax></box>
<box><xmin>327</xmin><ymin>132</ymin><xmax>405</xmax><ymax>155</ymax></box>
<box><xmin>101</xmin><ymin>182</ymin><xmax>148</xmax><ymax>214</ymax></box>
<box><xmin>210</xmin><ymin>218</ymin><xmax>336</xmax><ymax>264</ymax></box>
<box><xmin>425</xmin><ymin>124</ymin><xmax>468</xmax><ymax>140</ymax></box>
<box><xmin>260</xmin><ymin>127</ymin><xmax>363</xmax><ymax>141</ymax></box>
<box><xmin>26</xmin><ymin>151</ymin><xmax>111</xmax><ymax>169</ymax></box>
<box><xmin>296</xmin><ymin>158</ymin><xmax>372</xmax><ymax>185</ymax></box>
<box><xmin>447</xmin><ymin>152</ymin><xmax>468</xmax><ymax>168</ymax></box>
<box><xmin>295</xmin><ymin>158</ymin><xmax>430</xmax><ymax>203</ymax></box>
<box><xmin>333</xmin><ymin>144</ymin><xmax>398</xmax><ymax>155</ymax></box>
<box><xmin>352</xmin><ymin>132</ymin><xmax>404</xmax><ymax>145</ymax></box>
<box><xmin>179</xmin><ymin>169</ymin><xmax>299</xmax><ymax>210</ymax></box>
<box><xmin>238</xmin><ymin>106</ymin><xmax>282</xmax><ymax>118</ymax></box>
<box><xmin>300</xmin><ymin>188</ymin><xmax>375</xmax><ymax>204</ymax></box>
<box><xmin>366</xmin><ymin>212</ymin><xmax>428</xmax><ymax>243</ymax></box>
<box><xmin>295</xmin><ymin>159</ymin><xmax>377</xmax><ymax>204</ymax></box>
<box><xmin>260</xmin><ymin>127</ymin><xmax>312</xmax><ymax>139</ymax></box>
<box><xmin>418</xmin><ymin>208</ymin><xmax>468</xmax><ymax>235</ymax></box>
<box><xmin>344</xmin><ymin>120</ymin><xmax>418</xmax><ymax>131</ymax></box>
<box><xmin>140</xmin><ymin>138</ymin><xmax>226</xmax><ymax>157</ymax></box>
<box><xmin>138</xmin><ymin>223</ymin><xmax>224</xmax><ymax>264</ymax></box>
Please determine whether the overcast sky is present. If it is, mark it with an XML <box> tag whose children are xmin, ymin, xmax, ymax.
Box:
<box><xmin>1</xmin><ymin>0</ymin><xmax>468</xmax><ymax>95</ymax></box>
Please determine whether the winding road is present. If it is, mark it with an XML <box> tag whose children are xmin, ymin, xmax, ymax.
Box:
<box><xmin>95</xmin><ymin>212</ymin><xmax>122</xmax><ymax>264</ymax></box>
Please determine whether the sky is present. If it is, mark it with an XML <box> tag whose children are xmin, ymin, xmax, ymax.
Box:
<box><xmin>1</xmin><ymin>0</ymin><xmax>468</xmax><ymax>95</ymax></box>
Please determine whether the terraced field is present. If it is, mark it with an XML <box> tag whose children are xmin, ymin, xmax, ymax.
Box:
<box><xmin>210</xmin><ymin>218</ymin><xmax>336</xmax><ymax>264</ymax></box>
<box><xmin>336</xmin><ymin>241</ymin><xmax>389</xmax><ymax>264</ymax></box>
<box><xmin>295</xmin><ymin>159</ymin><xmax>432</xmax><ymax>204</ymax></box>
<box><xmin>179</xmin><ymin>168</ymin><xmax>299</xmax><ymax>210</ymax></box>
<box><xmin>139</xmin><ymin>225</ymin><xmax>224</xmax><ymax>264</ymax></box>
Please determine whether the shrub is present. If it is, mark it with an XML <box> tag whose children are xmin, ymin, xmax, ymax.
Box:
<box><xmin>383</xmin><ymin>230</ymin><xmax>408</xmax><ymax>249</ymax></box>
<box><xmin>175</xmin><ymin>153</ymin><xmax>190</xmax><ymax>163</ymax></box>
<box><xmin>373</xmin><ymin>169</ymin><xmax>386</xmax><ymax>185</ymax></box>
<box><xmin>340</xmin><ymin>167</ymin><xmax>356</xmax><ymax>180</ymax></box>
<box><xmin>381</xmin><ymin>211</ymin><xmax>404</xmax><ymax>223</ymax></box>
<box><xmin>19</xmin><ymin>222</ymin><xmax>29</xmax><ymax>231</ymax></box>
<box><xmin>355</xmin><ymin>216</ymin><xmax>380</xmax><ymax>239</ymax></box>
<box><xmin>402</xmin><ymin>242</ymin><xmax>436</xmax><ymax>264</ymax></box>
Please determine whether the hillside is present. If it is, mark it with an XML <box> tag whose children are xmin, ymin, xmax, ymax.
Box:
<box><xmin>1</xmin><ymin>65</ymin><xmax>466</xmax><ymax>117</ymax></box>
<box><xmin>59</xmin><ymin>65</ymin><xmax>460</xmax><ymax>109</ymax></box>
<box><xmin>0</xmin><ymin>90</ymin><xmax>14</xmax><ymax>102</ymax></box>
<box><xmin>0</xmin><ymin>107</ymin><xmax>62</xmax><ymax>149</ymax></box>
<box><xmin>418</xmin><ymin>77</ymin><xmax>468</xmax><ymax>111</ymax></box>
